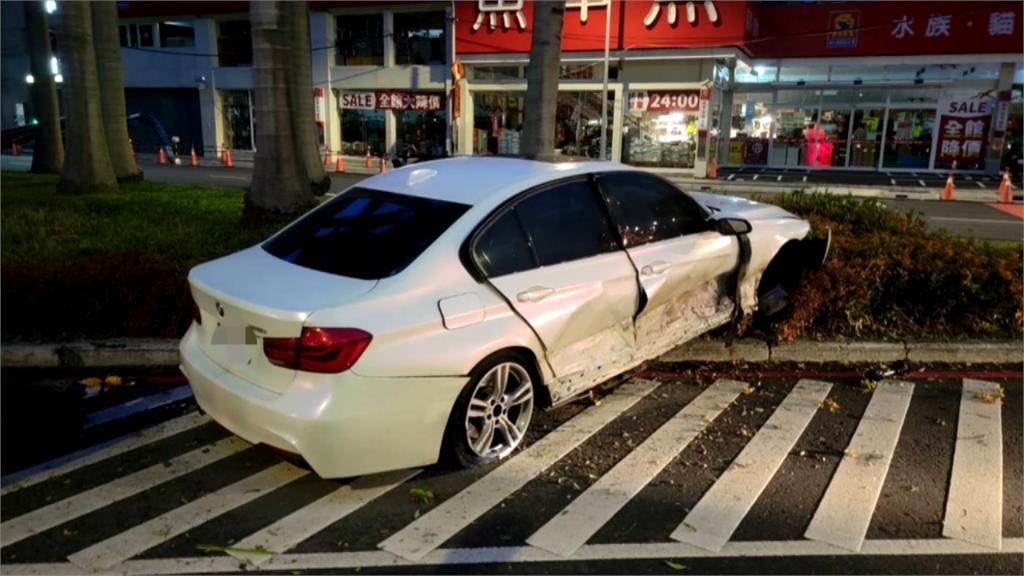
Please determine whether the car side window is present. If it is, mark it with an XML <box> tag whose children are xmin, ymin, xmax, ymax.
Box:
<box><xmin>513</xmin><ymin>179</ymin><xmax>620</xmax><ymax>267</ymax></box>
<box><xmin>597</xmin><ymin>172</ymin><xmax>710</xmax><ymax>247</ymax></box>
<box><xmin>474</xmin><ymin>209</ymin><xmax>537</xmax><ymax>278</ymax></box>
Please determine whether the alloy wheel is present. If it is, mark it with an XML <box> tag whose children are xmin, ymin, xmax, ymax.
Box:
<box><xmin>464</xmin><ymin>362</ymin><xmax>534</xmax><ymax>459</ymax></box>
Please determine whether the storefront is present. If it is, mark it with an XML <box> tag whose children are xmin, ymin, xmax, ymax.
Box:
<box><xmin>453</xmin><ymin>0</ymin><xmax>1021</xmax><ymax>175</ymax></box>
<box><xmin>336</xmin><ymin>90</ymin><xmax>446</xmax><ymax>157</ymax></box>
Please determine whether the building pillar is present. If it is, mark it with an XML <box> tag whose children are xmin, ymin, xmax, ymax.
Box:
<box><xmin>986</xmin><ymin>62</ymin><xmax>1016</xmax><ymax>174</ymax></box>
<box><xmin>717</xmin><ymin>65</ymin><xmax>735</xmax><ymax>166</ymax></box>
<box><xmin>382</xmin><ymin>11</ymin><xmax>396</xmax><ymax>155</ymax></box>
<box><xmin>611</xmin><ymin>84</ymin><xmax>623</xmax><ymax>162</ymax></box>
<box><xmin>310</xmin><ymin>11</ymin><xmax>335</xmax><ymax>155</ymax></box>
<box><xmin>194</xmin><ymin>19</ymin><xmax>219</xmax><ymax>157</ymax></box>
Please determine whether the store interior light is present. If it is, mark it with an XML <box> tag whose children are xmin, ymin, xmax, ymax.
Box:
<box><xmin>54</xmin><ymin>73</ymin><xmax>63</xmax><ymax>83</ymax></box>
<box><xmin>25</xmin><ymin>74</ymin><xmax>35</xmax><ymax>84</ymax></box>
<box><xmin>44</xmin><ymin>0</ymin><xmax>56</xmax><ymax>14</ymax></box>
<box><xmin>754</xmin><ymin>66</ymin><xmax>766</xmax><ymax>77</ymax></box>
<box><xmin>49</xmin><ymin>56</ymin><xmax>59</xmax><ymax>75</ymax></box>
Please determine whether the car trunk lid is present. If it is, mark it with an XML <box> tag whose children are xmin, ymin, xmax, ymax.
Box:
<box><xmin>188</xmin><ymin>246</ymin><xmax>377</xmax><ymax>393</ymax></box>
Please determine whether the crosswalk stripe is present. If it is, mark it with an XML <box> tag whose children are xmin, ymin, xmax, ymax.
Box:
<box><xmin>378</xmin><ymin>378</ymin><xmax>661</xmax><ymax>561</ymax></box>
<box><xmin>804</xmin><ymin>381</ymin><xmax>914</xmax><ymax>551</ymax></box>
<box><xmin>68</xmin><ymin>461</ymin><xmax>307</xmax><ymax>569</ymax></box>
<box><xmin>228</xmin><ymin>468</ymin><xmax>421</xmax><ymax>566</ymax></box>
<box><xmin>1</xmin><ymin>411</ymin><xmax>210</xmax><ymax>495</ymax></box>
<box><xmin>526</xmin><ymin>379</ymin><xmax>746</xmax><ymax>557</ymax></box>
<box><xmin>0</xmin><ymin>436</ymin><xmax>249</xmax><ymax>547</ymax></box>
<box><xmin>942</xmin><ymin>379</ymin><xmax>1003</xmax><ymax>550</ymax></box>
<box><xmin>670</xmin><ymin>379</ymin><xmax>832</xmax><ymax>551</ymax></box>
<box><xmin>75</xmin><ymin>537</ymin><xmax>1024</xmax><ymax>575</ymax></box>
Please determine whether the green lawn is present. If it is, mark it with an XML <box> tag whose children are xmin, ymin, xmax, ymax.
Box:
<box><xmin>2</xmin><ymin>173</ymin><xmax>293</xmax><ymax>341</ymax></box>
<box><xmin>2</xmin><ymin>172</ymin><xmax>287</xmax><ymax>265</ymax></box>
<box><xmin>2</xmin><ymin>173</ymin><xmax>1021</xmax><ymax>342</ymax></box>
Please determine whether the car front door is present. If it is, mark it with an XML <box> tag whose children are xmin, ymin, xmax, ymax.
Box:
<box><xmin>596</xmin><ymin>172</ymin><xmax>738</xmax><ymax>357</ymax></box>
<box><xmin>471</xmin><ymin>178</ymin><xmax>640</xmax><ymax>402</ymax></box>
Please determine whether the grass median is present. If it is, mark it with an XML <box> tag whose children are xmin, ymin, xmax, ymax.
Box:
<box><xmin>2</xmin><ymin>172</ymin><xmax>291</xmax><ymax>341</ymax></box>
<box><xmin>2</xmin><ymin>172</ymin><xmax>1021</xmax><ymax>342</ymax></box>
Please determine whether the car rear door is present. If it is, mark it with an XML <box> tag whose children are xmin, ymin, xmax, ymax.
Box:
<box><xmin>471</xmin><ymin>177</ymin><xmax>640</xmax><ymax>398</ymax></box>
<box><xmin>596</xmin><ymin>172</ymin><xmax>738</xmax><ymax>356</ymax></box>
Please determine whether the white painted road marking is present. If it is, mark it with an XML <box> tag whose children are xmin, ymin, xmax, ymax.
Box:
<box><xmin>727</xmin><ymin>174</ymin><xmax>736</xmax><ymax>180</ymax></box>
<box><xmin>802</xmin><ymin>175</ymin><xmax>808</xmax><ymax>182</ymax></box>
<box><xmin>229</xmin><ymin>468</ymin><xmax>421</xmax><ymax>566</ymax></box>
<box><xmin>83</xmin><ymin>385</ymin><xmax>193</xmax><ymax>429</ymax></box>
<box><xmin>527</xmin><ymin>379</ymin><xmax>745</xmax><ymax>557</ymax></box>
<box><xmin>804</xmin><ymin>381</ymin><xmax>914</xmax><ymax>551</ymax></box>
<box><xmin>8</xmin><ymin>538</ymin><xmax>1019</xmax><ymax>575</ymax></box>
<box><xmin>670</xmin><ymin>379</ymin><xmax>832</xmax><ymax>551</ymax></box>
<box><xmin>930</xmin><ymin>217</ymin><xmax>1023</xmax><ymax>225</ymax></box>
<box><xmin>68</xmin><ymin>462</ymin><xmax>307</xmax><ymax>569</ymax></box>
<box><xmin>1</xmin><ymin>436</ymin><xmax>250</xmax><ymax>546</ymax></box>
<box><xmin>943</xmin><ymin>379</ymin><xmax>1003</xmax><ymax>550</ymax></box>
<box><xmin>379</xmin><ymin>378</ymin><xmax>660</xmax><ymax>561</ymax></box>
<box><xmin>1</xmin><ymin>412</ymin><xmax>209</xmax><ymax>495</ymax></box>
<box><xmin>918</xmin><ymin>179</ymin><xmax>927</xmax><ymax>187</ymax></box>
<box><xmin>976</xmin><ymin>181</ymin><xmax>986</xmax><ymax>188</ymax></box>
<box><xmin>753</xmin><ymin>175</ymin><xmax>759</xmax><ymax>181</ymax></box>
<box><xmin>776</xmin><ymin>175</ymin><xmax>783</xmax><ymax>181</ymax></box>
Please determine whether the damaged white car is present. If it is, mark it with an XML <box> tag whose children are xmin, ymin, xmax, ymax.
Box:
<box><xmin>180</xmin><ymin>157</ymin><xmax>828</xmax><ymax>478</ymax></box>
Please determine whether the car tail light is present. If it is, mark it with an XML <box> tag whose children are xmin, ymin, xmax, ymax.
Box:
<box><xmin>263</xmin><ymin>328</ymin><xmax>372</xmax><ymax>373</ymax></box>
<box><xmin>192</xmin><ymin>299</ymin><xmax>202</xmax><ymax>326</ymax></box>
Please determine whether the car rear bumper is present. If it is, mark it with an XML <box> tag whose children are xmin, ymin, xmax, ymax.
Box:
<box><xmin>179</xmin><ymin>325</ymin><xmax>467</xmax><ymax>478</ymax></box>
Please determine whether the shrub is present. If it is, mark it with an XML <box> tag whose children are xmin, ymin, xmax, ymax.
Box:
<box><xmin>755</xmin><ymin>191</ymin><xmax>1023</xmax><ymax>341</ymax></box>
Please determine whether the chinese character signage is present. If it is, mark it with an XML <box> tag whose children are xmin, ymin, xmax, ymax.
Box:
<box><xmin>936</xmin><ymin>96</ymin><xmax>993</xmax><ymax>170</ymax></box>
<box><xmin>629</xmin><ymin>90</ymin><xmax>701</xmax><ymax>113</ymax></box>
<box><xmin>341</xmin><ymin>91</ymin><xmax>443</xmax><ymax>111</ymax></box>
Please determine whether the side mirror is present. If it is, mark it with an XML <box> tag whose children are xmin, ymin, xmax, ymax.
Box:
<box><xmin>715</xmin><ymin>217</ymin><xmax>752</xmax><ymax>236</ymax></box>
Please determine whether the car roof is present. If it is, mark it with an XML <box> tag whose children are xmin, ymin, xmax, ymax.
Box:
<box><xmin>356</xmin><ymin>156</ymin><xmax>642</xmax><ymax>207</ymax></box>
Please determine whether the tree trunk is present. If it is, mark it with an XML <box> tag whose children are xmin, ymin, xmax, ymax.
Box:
<box><xmin>56</xmin><ymin>1</ymin><xmax>118</xmax><ymax>195</ymax></box>
<box><xmin>25</xmin><ymin>1</ymin><xmax>63</xmax><ymax>174</ymax></box>
<box><xmin>287</xmin><ymin>1</ymin><xmax>329</xmax><ymax>195</ymax></box>
<box><xmin>521</xmin><ymin>1</ymin><xmax>564</xmax><ymax>161</ymax></box>
<box><xmin>91</xmin><ymin>1</ymin><xmax>142</xmax><ymax>182</ymax></box>
<box><xmin>245</xmin><ymin>1</ymin><xmax>316</xmax><ymax>219</ymax></box>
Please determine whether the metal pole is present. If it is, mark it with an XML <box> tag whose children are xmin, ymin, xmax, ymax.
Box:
<box><xmin>599</xmin><ymin>0</ymin><xmax>611</xmax><ymax>161</ymax></box>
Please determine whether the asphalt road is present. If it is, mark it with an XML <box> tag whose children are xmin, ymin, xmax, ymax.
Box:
<box><xmin>3</xmin><ymin>156</ymin><xmax>1021</xmax><ymax>241</ymax></box>
<box><xmin>1</xmin><ymin>362</ymin><xmax>1020</xmax><ymax>574</ymax></box>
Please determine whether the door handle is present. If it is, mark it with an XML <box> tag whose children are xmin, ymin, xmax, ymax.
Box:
<box><xmin>516</xmin><ymin>286</ymin><xmax>555</xmax><ymax>303</ymax></box>
<box><xmin>640</xmin><ymin>260</ymin><xmax>671</xmax><ymax>276</ymax></box>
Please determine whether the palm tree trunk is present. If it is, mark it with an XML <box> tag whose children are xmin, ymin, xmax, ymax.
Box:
<box><xmin>287</xmin><ymin>1</ymin><xmax>329</xmax><ymax>194</ymax></box>
<box><xmin>56</xmin><ymin>1</ymin><xmax>118</xmax><ymax>195</ymax></box>
<box><xmin>91</xmin><ymin>1</ymin><xmax>142</xmax><ymax>182</ymax></box>
<box><xmin>246</xmin><ymin>0</ymin><xmax>316</xmax><ymax>219</ymax></box>
<box><xmin>521</xmin><ymin>1</ymin><xmax>564</xmax><ymax>161</ymax></box>
<box><xmin>25</xmin><ymin>0</ymin><xmax>63</xmax><ymax>174</ymax></box>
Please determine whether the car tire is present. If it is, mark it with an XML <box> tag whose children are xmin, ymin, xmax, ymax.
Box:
<box><xmin>445</xmin><ymin>352</ymin><xmax>536</xmax><ymax>469</ymax></box>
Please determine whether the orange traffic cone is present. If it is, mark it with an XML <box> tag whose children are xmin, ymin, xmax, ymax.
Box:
<box><xmin>190</xmin><ymin>145</ymin><xmax>199</xmax><ymax>167</ymax></box>
<box><xmin>707</xmin><ymin>157</ymin><xmax>718</xmax><ymax>179</ymax></box>
<box><xmin>997</xmin><ymin>168</ymin><xmax>1014</xmax><ymax>204</ymax></box>
<box><xmin>335</xmin><ymin>153</ymin><xmax>345</xmax><ymax>173</ymax></box>
<box><xmin>364</xmin><ymin>150</ymin><xmax>372</xmax><ymax>168</ymax></box>
<box><xmin>379</xmin><ymin>156</ymin><xmax>387</xmax><ymax>173</ymax></box>
<box><xmin>224</xmin><ymin>148</ymin><xmax>234</xmax><ymax>168</ymax></box>
<box><xmin>322</xmin><ymin>149</ymin><xmax>332</xmax><ymax>166</ymax></box>
<box><xmin>941</xmin><ymin>173</ymin><xmax>955</xmax><ymax>201</ymax></box>
<box><xmin>158</xmin><ymin>148</ymin><xmax>168</xmax><ymax>165</ymax></box>
<box><xmin>130</xmin><ymin>140</ymin><xmax>136</xmax><ymax>159</ymax></box>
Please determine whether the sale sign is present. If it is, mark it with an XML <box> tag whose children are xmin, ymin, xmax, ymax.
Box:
<box><xmin>340</xmin><ymin>92</ymin><xmax>375</xmax><ymax>110</ymax></box>
<box><xmin>628</xmin><ymin>90</ymin><xmax>701</xmax><ymax>113</ymax></box>
<box><xmin>340</xmin><ymin>91</ymin><xmax>444</xmax><ymax>111</ymax></box>
<box><xmin>935</xmin><ymin>96</ymin><xmax>994</xmax><ymax>170</ymax></box>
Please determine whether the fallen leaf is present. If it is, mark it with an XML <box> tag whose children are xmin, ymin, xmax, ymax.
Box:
<box><xmin>196</xmin><ymin>543</ymin><xmax>273</xmax><ymax>555</ymax></box>
<box><xmin>974</xmin><ymin>387</ymin><xmax>1005</xmax><ymax>404</ymax></box>
<box><xmin>664</xmin><ymin>560</ymin><xmax>687</xmax><ymax>571</ymax></box>
<box><xmin>821</xmin><ymin>398</ymin><xmax>840</xmax><ymax>413</ymax></box>
<box><xmin>409</xmin><ymin>488</ymin><xmax>434</xmax><ymax>504</ymax></box>
<box><xmin>413</xmin><ymin>508</ymin><xmax>421</xmax><ymax>519</ymax></box>
<box><xmin>104</xmin><ymin>375</ymin><xmax>123</xmax><ymax>387</ymax></box>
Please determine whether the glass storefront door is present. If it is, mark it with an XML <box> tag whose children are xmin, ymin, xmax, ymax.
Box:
<box><xmin>882</xmin><ymin>109</ymin><xmax>935</xmax><ymax>169</ymax></box>
<box><xmin>848</xmin><ymin>109</ymin><xmax>884</xmax><ymax>168</ymax></box>
<box><xmin>819</xmin><ymin>109</ymin><xmax>849</xmax><ymax>167</ymax></box>
<box><xmin>772</xmin><ymin>107</ymin><xmax>816</xmax><ymax>167</ymax></box>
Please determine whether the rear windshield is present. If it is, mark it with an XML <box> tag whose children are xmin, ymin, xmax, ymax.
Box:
<box><xmin>262</xmin><ymin>187</ymin><xmax>470</xmax><ymax>279</ymax></box>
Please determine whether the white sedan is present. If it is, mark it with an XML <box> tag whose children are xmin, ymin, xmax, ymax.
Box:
<box><xmin>180</xmin><ymin>157</ymin><xmax>826</xmax><ymax>479</ymax></box>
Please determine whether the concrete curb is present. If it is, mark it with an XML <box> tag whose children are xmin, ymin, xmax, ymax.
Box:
<box><xmin>3</xmin><ymin>338</ymin><xmax>1021</xmax><ymax>369</ymax></box>
<box><xmin>661</xmin><ymin>339</ymin><xmax>1023</xmax><ymax>364</ymax></box>
<box><xmin>664</xmin><ymin>176</ymin><xmax>1019</xmax><ymax>204</ymax></box>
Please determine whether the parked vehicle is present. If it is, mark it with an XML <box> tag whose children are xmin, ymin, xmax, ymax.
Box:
<box><xmin>180</xmin><ymin>157</ymin><xmax>827</xmax><ymax>478</ymax></box>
